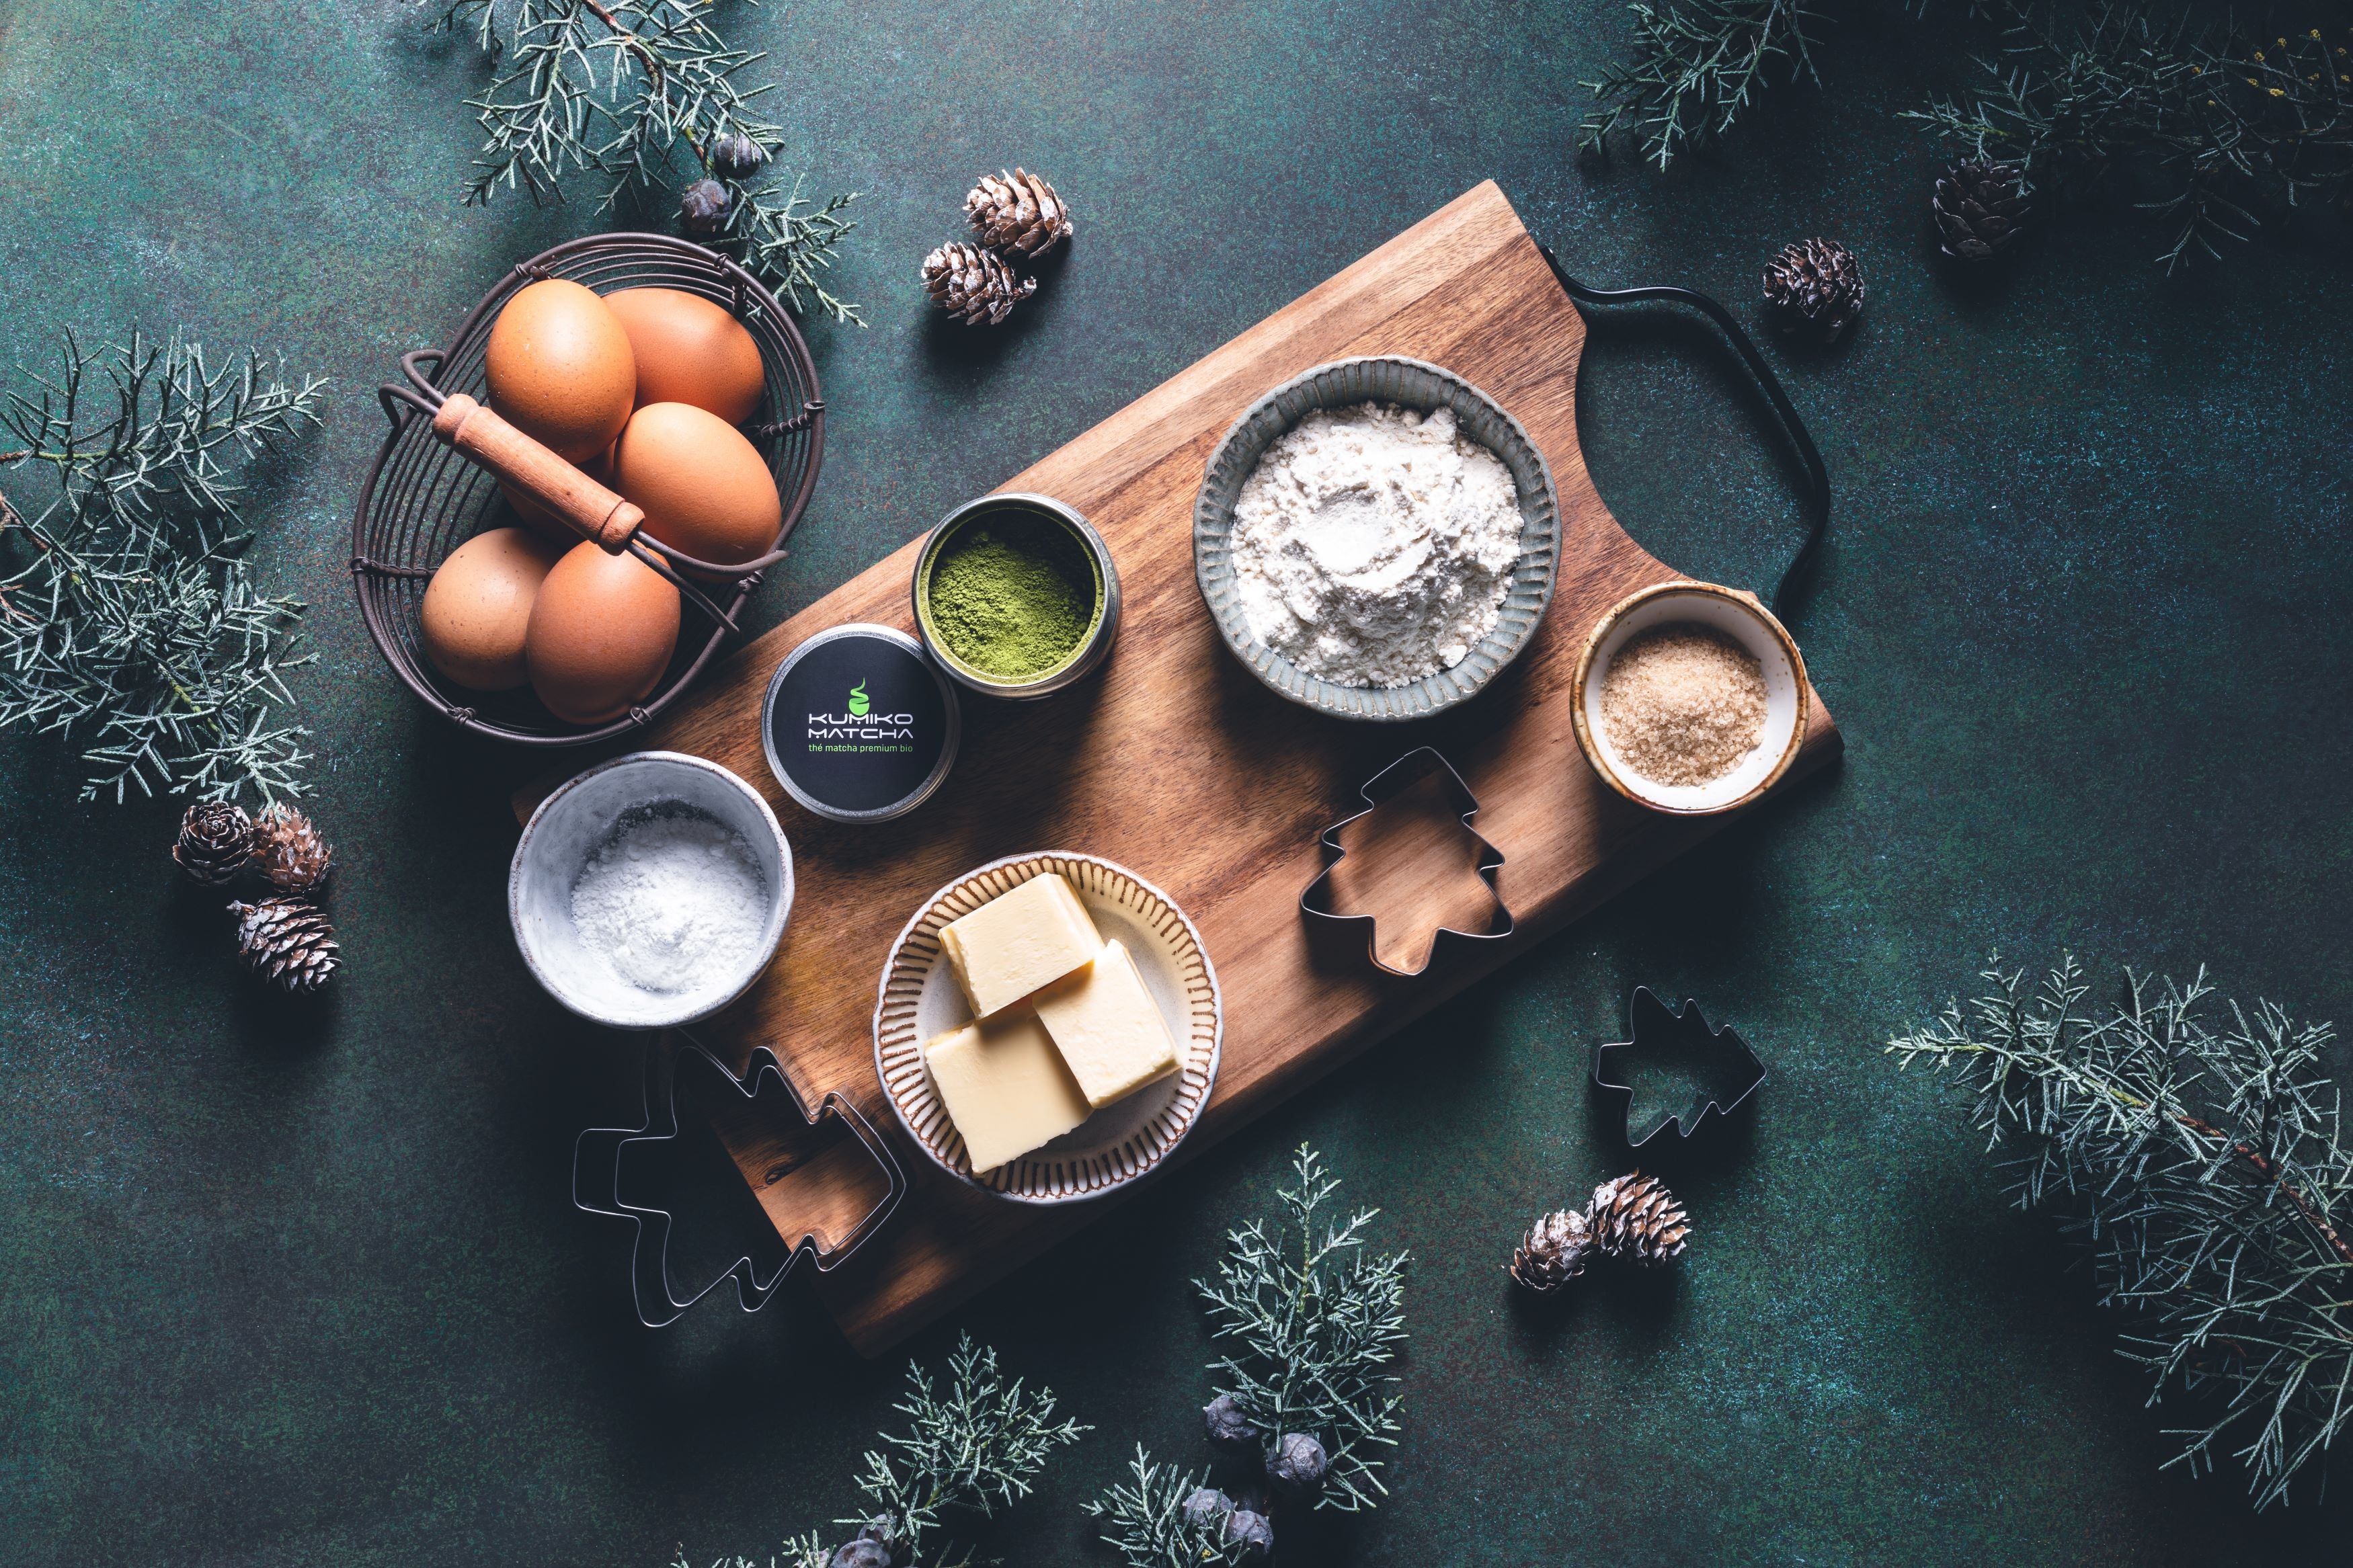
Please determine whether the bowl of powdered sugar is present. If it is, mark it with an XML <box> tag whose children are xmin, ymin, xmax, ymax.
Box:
<box><xmin>509</xmin><ymin>751</ymin><xmax>793</xmax><ymax>1029</ymax></box>
<box><xmin>1193</xmin><ymin>356</ymin><xmax>1560</xmax><ymax>720</ymax></box>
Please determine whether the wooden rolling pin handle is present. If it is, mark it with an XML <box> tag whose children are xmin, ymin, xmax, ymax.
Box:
<box><xmin>430</xmin><ymin>393</ymin><xmax>643</xmax><ymax>553</ymax></box>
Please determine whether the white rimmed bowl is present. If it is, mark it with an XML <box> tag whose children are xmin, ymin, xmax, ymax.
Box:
<box><xmin>873</xmin><ymin>852</ymin><xmax>1222</xmax><ymax>1204</ymax></box>
<box><xmin>510</xmin><ymin>751</ymin><xmax>794</xmax><ymax>1029</ymax></box>
<box><xmin>1193</xmin><ymin>355</ymin><xmax>1562</xmax><ymax>721</ymax></box>
<box><xmin>1572</xmin><ymin>581</ymin><xmax>1810</xmax><ymax>816</ymax></box>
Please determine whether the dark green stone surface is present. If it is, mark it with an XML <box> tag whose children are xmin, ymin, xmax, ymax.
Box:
<box><xmin>5</xmin><ymin>3</ymin><xmax>2350</xmax><ymax>1563</ymax></box>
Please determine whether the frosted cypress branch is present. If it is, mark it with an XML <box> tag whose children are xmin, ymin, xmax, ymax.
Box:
<box><xmin>1578</xmin><ymin>0</ymin><xmax>1828</xmax><ymax>170</ymax></box>
<box><xmin>1904</xmin><ymin>12</ymin><xmax>2353</xmax><ymax>271</ymax></box>
<box><xmin>668</xmin><ymin>1336</ymin><xmax>1084</xmax><ymax>1568</ymax></box>
<box><xmin>1194</xmin><ymin>1145</ymin><xmax>1410</xmax><ymax>1513</ymax></box>
<box><xmin>1888</xmin><ymin>954</ymin><xmax>2353</xmax><ymax>1508</ymax></box>
<box><xmin>1084</xmin><ymin>1446</ymin><xmax>1248</xmax><ymax>1568</ymax></box>
<box><xmin>0</xmin><ymin>331</ymin><xmax>326</xmax><ymax>803</ymax></box>
<box><xmin>430</xmin><ymin>0</ymin><xmax>863</xmax><ymax>323</ymax></box>
<box><xmin>846</xmin><ymin>1333</ymin><xmax>1089</xmax><ymax>1549</ymax></box>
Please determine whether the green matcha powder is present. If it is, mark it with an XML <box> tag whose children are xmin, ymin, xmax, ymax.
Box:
<box><xmin>926</xmin><ymin>514</ymin><xmax>1097</xmax><ymax>679</ymax></box>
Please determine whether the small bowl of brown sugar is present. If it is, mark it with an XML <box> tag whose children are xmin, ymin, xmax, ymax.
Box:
<box><xmin>1572</xmin><ymin>581</ymin><xmax>1809</xmax><ymax>815</ymax></box>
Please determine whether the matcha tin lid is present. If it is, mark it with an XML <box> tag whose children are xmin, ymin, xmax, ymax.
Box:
<box><xmin>760</xmin><ymin>624</ymin><xmax>961</xmax><ymax>823</ymax></box>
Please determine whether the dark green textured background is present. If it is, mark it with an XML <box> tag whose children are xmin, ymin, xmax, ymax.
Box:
<box><xmin>5</xmin><ymin>1</ymin><xmax>2351</xmax><ymax>1563</ymax></box>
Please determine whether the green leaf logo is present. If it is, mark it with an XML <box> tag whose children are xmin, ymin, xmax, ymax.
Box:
<box><xmin>847</xmin><ymin>679</ymin><xmax>870</xmax><ymax>718</ymax></box>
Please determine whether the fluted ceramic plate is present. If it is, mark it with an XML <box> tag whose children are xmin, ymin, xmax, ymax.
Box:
<box><xmin>1193</xmin><ymin>355</ymin><xmax>1562</xmax><ymax>721</ymax></box>
<box><xmin>873</xmin><ymin>852</ymin><xmax>1222</xmax><ymax>1204</ymax></box>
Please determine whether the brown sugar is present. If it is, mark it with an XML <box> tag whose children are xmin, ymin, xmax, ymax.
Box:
<box><xmin>1598</xmin><ymin>624</ymin><xmax>1767</xmax><ymax>788</ymax></box>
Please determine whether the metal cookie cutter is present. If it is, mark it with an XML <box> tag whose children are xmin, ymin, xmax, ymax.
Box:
<box><xmin>1300</xmin><ymin>747</ymin><xmax>1516</xmax><ymax>977</ymax></box>
<box><xmin>1592</xmin><ymin>987</ymin><xmax>1767</xmax><ymax>1148</ymax></box>
<box><xmin>573</xmin><ymin>1032</ymin><xmax>906</xmax><ymax>1329</ymax></box>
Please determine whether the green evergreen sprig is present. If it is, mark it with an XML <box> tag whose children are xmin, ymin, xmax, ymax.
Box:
<box><xmin>1578</xmin><ymin>0</ymin><xmax>2352</xmax><ymax>268</ymax></box>
<box><xmin>1083</xmin><ymin>1447</ymin><xmax>1247</xmax><ymax>1568</ymax></box>
<box><xmin>1578</xmin><ymin>0</ymin><xmax>1830</xmax><ymax>169</ymax></box>
<box><xmin>0</xmin><ymin>331</ymin><xmax>327</xmax><ymax>804</ymax></box>
<box><xmin>1088</xmin><ymin>1148</ymin><xmax>1408</xmax><ymax>1564</ymax></box>
<box><xmin>1196</xmin><ymin>1144</ymin><xmax>1410</xmax><ymax>1513</ymax></box>
<box><xmin>846</xmin><ymin>1333</ymin><xmax>1089</xmax><ymax>1550</ymax></box>
<box><xmin>1905</xmin><ymin>13</ymin><xmax>2353</xmax><ymax>269</ymax></box>
<box><xmin>1887</xmin><ymin>954</ymin><xmax>2353</xmax><ymax>1508</ymax></box>
<box><xmin>674</xmin><ymin>1336</ymin><xmax>1086</xmax><ymax>1568</ymax></box>
<box><xmin>430</xmin><ymin>0</ymin><xmax>863</xmax><ymax>323</ymax></box>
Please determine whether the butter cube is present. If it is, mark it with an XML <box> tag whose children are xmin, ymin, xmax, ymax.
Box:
<box><xmin>923</xmin><ymin>1009</ymin><xmax>1093</xmax><ymax>1173</ymax></box>
<box><xmin>938</xmin><ymin>871</ymin><xmax>1103</xmax><ymax>1018</ymax></box>
<box><xmin>1032</xmin><ymin>940</ymin><xmax>1183</xmax><ymax>1108</ymax></box>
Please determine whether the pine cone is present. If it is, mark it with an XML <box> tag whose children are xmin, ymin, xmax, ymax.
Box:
<box><xmin>1225</xmin><ymin>1510</ymin><xmax>1273</xmax><ymax>1561</ymax></box>
<box><xmin>1179</xmin><ymin>1488</ymin><xmax>1233</xmax><ymax>1532</ymax></box>
<box><xmin>173</xmin><ymin>801</ymin><xmax>253</xmax><ymax>886</ymax></box>
<box><xmin>229</xmin><ymin>897</ymin><xmax>340</xmax><ymax>995</ymax></box>
<box><xmin>920</xmin><ymin>240</ymin><xmax>1037</xmax><ymax>326</ymax></box>
<box><xmin>1267</xmin><ymin>1432</ymin><xmax>1329</xmax><ymax>1495</ymax></box>
<box><xmin>964</xmin><ymin>168</ymin><xmax>1072</xmax><ymax>259</ymax></box>
<box><xmin>1202</xmin><ymin>1391</ymin><xmax>1259</xmax><ymax>1454</ymax></box>
<box><xmin>679</xmin><ymin>177</ymin><xmax>730</xmax><ymax>238</ymax></box>
<box><xmin>1762</xmin><ymin>238</ymin><xmax>1866</xmax><ymax>343</ymax></box>
<box><xmin>1588</xmin><ymin>1172</ymin><xmax>1691</xmax><ymax>1267</ymax></box>
<box><xmin>1933</xmin><ymin>158</ymin><xmax>2030</xmax><ymax>262</ymax></box>
<box><xmin>251</xmin><ymin>802</ymin><xmax>333</xmax><ymax>895</ymax></box>
<box><xmin>1509</xmin><ymin>1206</ymin><xmax>1595</xmax><ymax>1292</ymax></box>
<box><xmin>709</xmin><ymin>132</ymin><xmax>767</xmax><ymax>181</ymax></box>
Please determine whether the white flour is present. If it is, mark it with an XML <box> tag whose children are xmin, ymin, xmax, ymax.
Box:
<box><xmin>570</xmin><ymin>809</ymin><xmax>768</xmax><ymax>995</ymax></box>
<box><xmin>1229</xmin><ymin>401</ymin><xmax>1522</xmax><ymax>688</ymax></box>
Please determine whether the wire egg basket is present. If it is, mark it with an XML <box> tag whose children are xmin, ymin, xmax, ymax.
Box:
<box><xmin>351</xmin><ymin>232</ymin><xmax>823</xmax><ymax>746</ymax></box>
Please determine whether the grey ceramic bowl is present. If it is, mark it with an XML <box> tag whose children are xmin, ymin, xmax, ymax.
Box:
<box><xmin>509</xmin><ymin>751</ymin><xmax>793</xmax><ymax>1030</ymax></box>
<box><xmin>1193</xmin><ymin>356</ymin><xmax>1562</xmax><ymax>721</ymax></box>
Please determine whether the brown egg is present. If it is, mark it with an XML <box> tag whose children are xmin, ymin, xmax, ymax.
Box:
<box><xmin>419</xmin><ymin>528</ymin><xmax>563</xmax><ymax>692</ymax></box>
<box><xmin>502</xmin><ymin>445</ymin><xmax>615</xmax><ymax>543</ymax></box>
<box><xmin>525</xmin><ymin>542</ymin><xmax>682</xmax><ymax>725</ymax></box>
<box><xmin>603</xmin><ymin>288</ymin><xmax>766</xmax><ymax>425</ymax></box>
<box><xmin>612</xmin><ymin>401</ymin><xmax>783</xmax><ymax>571</ymax></box>
<box><xmin>483</xmin><ymin>280</ymin><xmax>636</xmax><ymax>463</ymax></box>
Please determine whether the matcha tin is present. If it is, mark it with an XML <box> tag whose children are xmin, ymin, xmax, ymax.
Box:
<box><xmin>760</xmin><ymin>624</ymin><xmax>961</xmax><ymax>823</ymax></box>
<box><xmin>912</xmin><ymin>493</ymin><xmax>1121</xmax><ymax>700</ymax></box>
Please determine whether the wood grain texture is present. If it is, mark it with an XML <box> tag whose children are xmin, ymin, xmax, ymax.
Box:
<box><xmin>697</xmin><ymin>1092</ymin><xmax>898</xmax><ymax>1257</ymax></box>
<box><xmin>1322</xmin><ymin>768</ymin><xmax>1512</xmax><ymax>974</ymax></box>
<box><xmin>515</xmin><ymin>181</ymin><xmax>1840</xmax><ymax>1354</ymax></box>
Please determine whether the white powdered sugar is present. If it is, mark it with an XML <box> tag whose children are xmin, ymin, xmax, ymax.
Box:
<box><xmin>569</xmin><ymin>809</ymin><xmax>768</xmax><ymax>995</ymax></box>
<box><xmin>1228</xmin><ymin>401</ymin><xmax>1523</xmax><ymax>689</ymax></box>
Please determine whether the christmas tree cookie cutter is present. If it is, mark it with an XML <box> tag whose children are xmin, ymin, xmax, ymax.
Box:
<box><xmin>1592</xmin><ymin>987</ymin><xmax>1767</xmax><ymax>1147</ymax></box>
<box><xmin>573</xmin><ymin>1032</ymin><xmax>906</xmax><ymax>1329</ymax></box>
<box><xmin>1300</xmin><ymin>746</ymin><xmax>1515</xmax><ymax>977</ymax></box>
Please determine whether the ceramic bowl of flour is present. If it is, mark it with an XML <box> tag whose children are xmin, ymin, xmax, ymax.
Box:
<box><xmin>510</xmin><ymin>751</ymin><xmax>794</xmax><ymax>1030</ymax></box>
<box><xmin>1193</xmin><ymin>355</ymin><xmax>1561</xmax><ymax>721</ymax></box>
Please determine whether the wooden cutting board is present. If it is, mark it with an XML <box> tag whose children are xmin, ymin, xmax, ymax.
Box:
<box><xmin>518</xmin><ymin>180</ymin><xmax>1841</xmax><ymax>1354</ymax></box>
